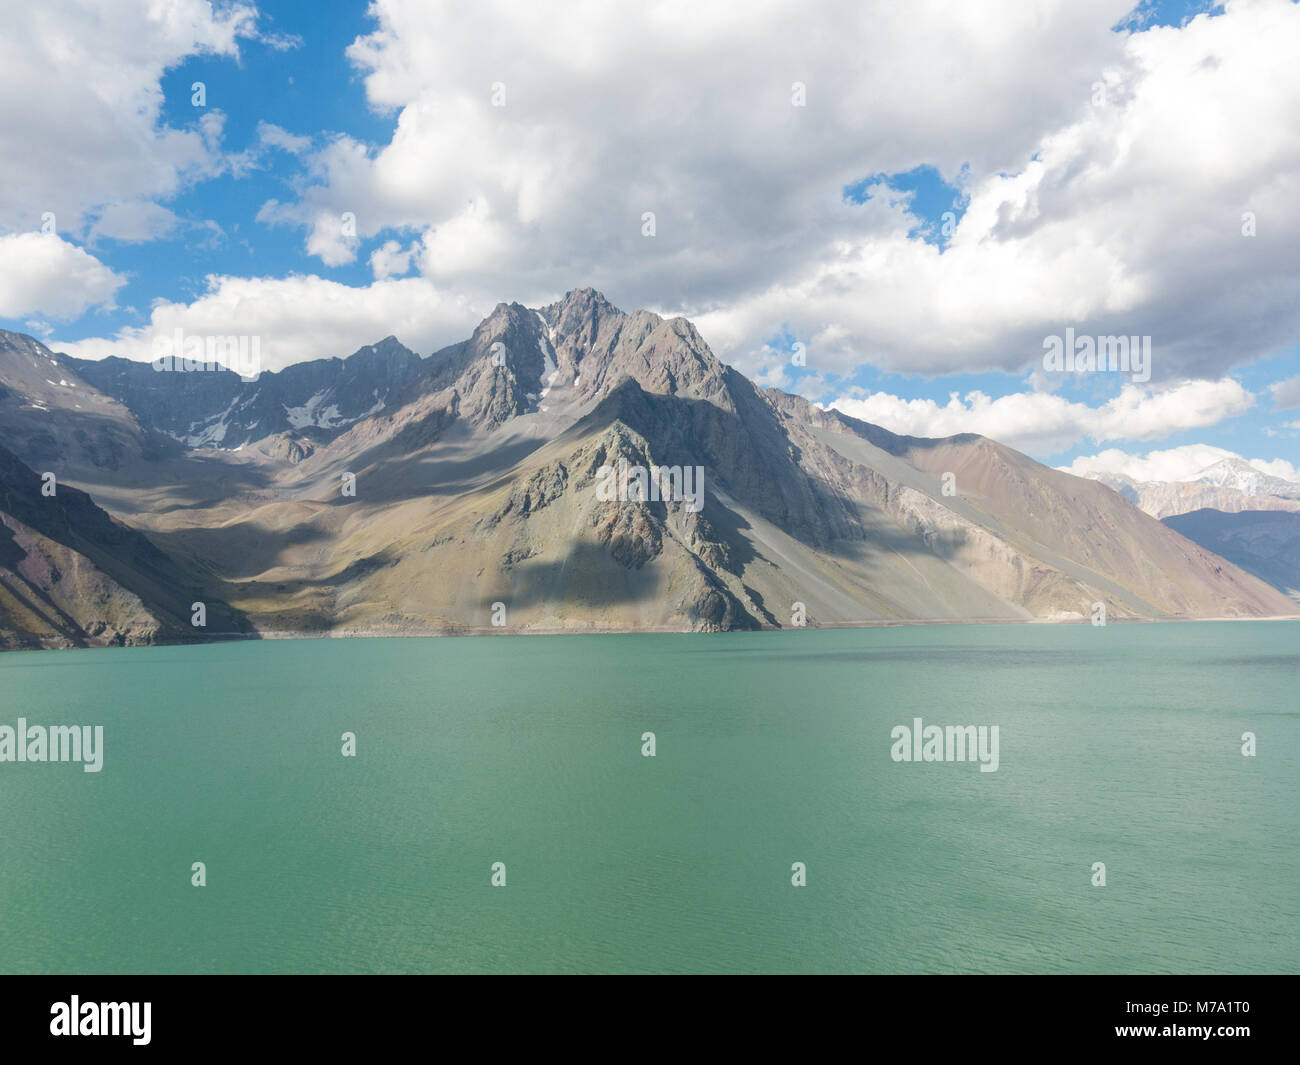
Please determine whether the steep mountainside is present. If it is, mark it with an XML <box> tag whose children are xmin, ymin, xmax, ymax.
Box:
<box><xmin>1164</xmin><ymin>509</ymin><xmax>1300</xmax><ymax>602</ymax></box>
<box><xmin>0</xmin><ymin>444</ymin><xmax>250</xmax><ymax>649</ymax></box>
<box><xmin>0</xmin><ymin>330</ymin><xmax>176</xmax><ymax>479</ymax></box>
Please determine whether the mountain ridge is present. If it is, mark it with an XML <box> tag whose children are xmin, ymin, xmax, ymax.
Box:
<box><xmin>1</xmin><ymin>292</ymin><xmax>1295</xmax><ymax>647</ymax></box>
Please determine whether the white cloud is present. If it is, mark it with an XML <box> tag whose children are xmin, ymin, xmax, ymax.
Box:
<box><xmin>52</xmin><ymin>272</ymin><xmax>482</xmax><ymax>370</ymax></box>
<box><xmin>257</xmin><ymin>122</ymin><xmax>313</xmax><ymax>156</ymax></box>
<box><xmin>245</xmin><ymin>0</ymin><xmax>1300</xmax><ymax>385</ymax></box>
<box><xmin>369</xmin><ymin>239</ymin><xmax>417</xmax><ymax>280</ymax></box>
<box><xmin>706</xmin><ymin>0</ymin><xmax>1300</xmax><ymax>382</ymax></box>
<box><xmin>1059</xmin><ymin>444</ymin><xmax>1300</xmax><ymax>484</ymax></box>
<box><xmin>1249</xmin><ymin>457</ymin><xmax>1300</xmax><ymax>481</ymax></box>
<box><xmin>1268</xmin><ymin>373</ymin><xmax>1300</xmax><ymax>410</ymax></box>
<box><xmin>0</xmin><ymin>233</ymin><xmax>125</xmax><ymax>319</ymax></box>
<box><xmin>267</xmin><ymin>1</ymin><xmax>1131</xmax><ymax>294</ymax></box>
<box><xmin>89</xmin><ymin>202</ymin><xmax>182</xmax><ymax>243</ymax></box>
<box><xmin>826</xmin><ymin>378</ymin><xmax>1254</xmax><ymax>454</ymax></box>
<box><xmin>0</xmin><ymin>1</ymin><xmax>266</xmax><ymax>239</ymax></box>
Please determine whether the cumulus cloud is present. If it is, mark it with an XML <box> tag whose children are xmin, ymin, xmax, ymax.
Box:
<box><xmin>369</xmin><ymin>239</ymin><xmax>418</xmax><ymax>280</ymax></box>
<box><xmin>0</xmin><ymin>0</ymin><xmax>265</xmax><ymax>239</ymax></box>
<box><xmin>826</xmin><ymin>378</ymin><xmax>1254</xmax><ymax>454</ymax></box>
<box><xmin>703</xmin><ymin>0</ymin><xmax>1300</xmax><ymax>382</ymax></box>
<box><xmin>0</xmin><ymin>233</ymin><xmax>125</xmax><ymax>319</ymax></box>
<box><xmin>1059</xmin><ymin>444</ymin><xmax>1300</xmax><ymax>484</ymax></box>
<box><xmin>266</xmin><ymin>1</ymin><xmax>1129</xmax><ymax>300</ymax></box>
<box><xmin>51</xmin><ymin>272</ymin><xmax>482</xmax><ymax>370</ymax></box>
<box><xmin>244</xmin><ymin>0</ymin><xmax>1300</xmax><ymax>385</ymax></box>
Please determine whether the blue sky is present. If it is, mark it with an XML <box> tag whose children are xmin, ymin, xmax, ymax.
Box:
<box><xmin>104</xmin><ymin>3</ymin><xmax>390</xmax><ymax>308</ymax></box>
<box><xmin>1</xmin><ymin>0</ymin><xmax>1297</xmax><ymax>484</ymax></box>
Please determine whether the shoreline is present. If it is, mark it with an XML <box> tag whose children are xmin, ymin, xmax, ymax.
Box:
<box><xmin>5</xmin><ymin>611</ymin><xmax>1300</xmax><ymax>655</ymax></box>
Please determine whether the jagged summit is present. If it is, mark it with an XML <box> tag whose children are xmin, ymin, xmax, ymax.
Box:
<box><xmin>544</xmin><ymin>286</ymin><xmax>622</xmax><ymax>320</ymax></box>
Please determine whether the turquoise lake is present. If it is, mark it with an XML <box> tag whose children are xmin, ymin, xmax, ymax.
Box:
<box><xmin>0</xmin><ymin>621</ymin><xmax>1296</xmax><ymax>974</ymax></box>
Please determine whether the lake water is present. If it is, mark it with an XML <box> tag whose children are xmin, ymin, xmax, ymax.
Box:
<box><xmin>1</xmin><ymin>622</ymin><xmax>1296</xmax><ymax>974</ymax></box>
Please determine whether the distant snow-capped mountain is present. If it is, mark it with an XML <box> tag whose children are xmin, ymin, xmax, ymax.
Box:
<box><xmin>1079</xmin><ymin>458</ymin><xmax>1300</xmax><ymax>520</ymax></box>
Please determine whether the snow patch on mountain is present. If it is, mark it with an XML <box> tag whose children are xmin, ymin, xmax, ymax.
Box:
<box><xmin>285</xmin><ymin>389</ymin><xmax>386</xmax><ymax>431</ymax></box>
<box><xmin>284</xmin><ymin>391</ymin><xmax>353</xmax><ymax>430</ymax></box>
<box><xmin>182</xmin><ymin>396</ymin><xmax>242</xmax><ymax>447</ymax></box>
<box><xmin>1191</xmin><ymin>457</ymin><xmax>1298</xmax><ymax>495</ymax></box>
<box><xmin>536</xmin><ymin>312</ymin><xmax>560</xmax><ymax>400</ymax></box>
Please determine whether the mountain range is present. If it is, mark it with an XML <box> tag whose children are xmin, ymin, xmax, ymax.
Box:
<box><xmin>1081</xmin><ymin>459</ymin><xmax>1300</xmax><ymax>520</ymax></box>
<box><xmin>1</xmin><ymin>289</ymin><xmax>1294</xmax><ymax>649</ymax></box>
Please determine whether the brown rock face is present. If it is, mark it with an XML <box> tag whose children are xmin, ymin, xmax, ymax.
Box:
<box><xmin>1</xmin><ymin>293</ymin><xmax>1293</xmax><ymax>646</ymax></box>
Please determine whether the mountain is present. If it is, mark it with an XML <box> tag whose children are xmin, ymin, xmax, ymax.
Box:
<box><xmin>1164</xmin><ymin>508</ymin><xmax>1300</xmax><ymax>602</ymax></box>
<box><xmin>66</xmin><ymin>335</ymin><xmax>426</xmax><ymax>450</ymax></box>
<box><xmin>1194</xmin><ymin>457</ymin><xmax>1300</xmax><ymax>497</ymax></box>
<box><xmin>0</xmin><ymin>330</ymin><xmax>177</xmax><ymax>479</ymax></box>
<box><xmin>0</xmin><ymin>291</ymin><xmax>1294</xmax><ymax>647</ymax></box>
<box><xmin>1071</xmin><ymin>457</ymin><xmax>1300</xmax><ymax>601</ymax></box>
<box><xmin>1080</xmin><ymin>458</ymin><xmax>1300</xmax><ymax>520</ymax></box>
<box><xmin>0</xmin><ymin>443</ymin><xmax>251</xmax><ymax>649</ymax></box>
